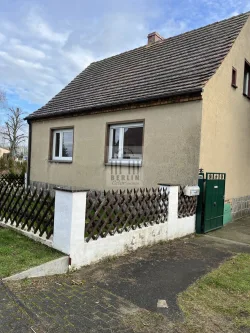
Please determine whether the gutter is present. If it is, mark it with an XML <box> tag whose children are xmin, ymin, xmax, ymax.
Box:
<box><xmin>25</xmin><ymin>88</ymin><xmax>203</xmax><ymax>121</ymax></box>
<box><xmin>27</xmin><ymin>120</ymin><xmax>32</xmax><ymax>186</ymax></box>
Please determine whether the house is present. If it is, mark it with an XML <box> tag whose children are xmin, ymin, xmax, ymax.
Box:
<box><xmin>26</xmin><ymin>12</ymin><xmax>250</xmax><ymax>220</ymax></box>
<box><xmin>0</xmin><ymin>147</ymin><xmax>10</xmax><ymax>158</ymax></box>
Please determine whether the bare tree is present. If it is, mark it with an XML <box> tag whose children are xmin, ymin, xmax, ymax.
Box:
<box><xmin>0</xmin><ymin>89</ymin><xmax>7</xmax><ymax>117</ymax></box>
<box><xmin>0</xmin><ymin>90</ymin><xmax>7</xmax><ymax>146</ymax></box>
<box><xmin>0</xmin><ymin>90</ymin><xmax>6</xmax><ymax>104</ymax></box>
<box><xmin>0</xmin><ymin>107</ymin><xmax>27</xmax><ymax>157</ymax></box>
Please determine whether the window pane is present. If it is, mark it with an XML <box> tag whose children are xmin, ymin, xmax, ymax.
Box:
<box><xmin>123</xmin><ymin>127</ymin><xmax>143</xmax><ymax>159</ymax></box>
<box><xmin>232</xmin><ymin>69</ymin><xmax>236</xmax><ymax>86</ymax></box>
<box><xmin>111</xmin><ymin>128</ymin><xmax>120</xmax><ymax>159</ymax></box>
<box><xmin>55</xmin><ymin>133</ymin><xmax>60</xmax><ymax>157</ymax></box>
<box><xmin>244</xmin><ymin>72</ymin><xmax>249</xmax><ymax>95</ymax></box>
<box><xmin>62</xmin><ymin>131</ymin><xmax>73</xmax><ymax>157</ymax></box>
<box><xmin>244</xmin><ymin>62</ymin><xmax>250</xmax><ymax>96</ymax></box>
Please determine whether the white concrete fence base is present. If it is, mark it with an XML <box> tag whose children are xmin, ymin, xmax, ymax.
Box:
<box><xmin>52</xmin><ymin>186</ymin><xmax>196</xmax><ymax>269</ymax></box>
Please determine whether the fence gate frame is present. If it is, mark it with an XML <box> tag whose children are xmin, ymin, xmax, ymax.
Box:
<box><xmin>196</xmin><ymin>171</ymin><xmax>226</xmax><ymax>234</ymax></box>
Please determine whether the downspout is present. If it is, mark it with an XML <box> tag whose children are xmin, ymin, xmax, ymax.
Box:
<box><xmin>27</xmin><ymin>120</ymin><xmax>32</xmax><ymax>186</ymax></box>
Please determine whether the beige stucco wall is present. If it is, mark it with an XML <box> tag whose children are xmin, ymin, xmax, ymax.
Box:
<box><xmin>200</xmin><ymin>17</ymin><xmax>250</xmax><ymax>199</ymax></box>
<box><xmin>0</xmin><ymin>147</ymin><xmax>9</xmax><ymax>157</ymax></box>
<box><xmin>30</xmin><ymin>101</ymin><xmax>202</xmax><ymax>190</ymax></box>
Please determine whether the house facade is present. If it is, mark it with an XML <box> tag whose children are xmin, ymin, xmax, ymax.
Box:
<box><xmin>29</xmin><ymin>97</ymin><xmax>202</xmax><ymax>189</ymax></box>
<box><xmin>26</xmin><ymin>12</ymin><xmax>250</xmax><ymax>219</ymax></box>
<box><xmin>200</xmin><ymin>14</ymin><xmax>250</xmax><ymax>219</ymax></box>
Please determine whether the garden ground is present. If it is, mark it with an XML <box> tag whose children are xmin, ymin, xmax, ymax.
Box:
<box><xmin>1</xmin><ymin>217</ymin><xmax>250</xmax><ymax>332</ymax></box>
<box><xmin>0</xmin><ymin>227</ymin><xmax>62</xmax><ymax>278</ymax></box>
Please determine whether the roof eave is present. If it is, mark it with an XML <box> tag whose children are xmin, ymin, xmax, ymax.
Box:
<box><xmin>25</xmin><ymin>87</ymin><xmax>203</xmax><ymax>121</ymax></box>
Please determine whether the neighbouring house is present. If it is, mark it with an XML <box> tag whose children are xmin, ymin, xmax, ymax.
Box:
<box><xmin>26</xmin><ymin>12</ymin><xmax>250</xmax><ymax>220</ymax></box>
<box><xmin>0</xmin><ymin>147</ymin><xmax>9</xmax><ymax>158</ymax></box>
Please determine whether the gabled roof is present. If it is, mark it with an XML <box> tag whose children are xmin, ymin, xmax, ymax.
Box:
<box><xmin>27</xmin><ymin>12</ymin><xmax>250</xmax><ymax>120</ymax></box>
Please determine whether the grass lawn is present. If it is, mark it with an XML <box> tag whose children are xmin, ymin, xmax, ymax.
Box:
<box><xmin>0</xmin><ymin>227</ymin><xmax>63</xmax><ymax>278</ymax></box>
<box><xmin>177</xmin><ymin>253</ymin><xmax>250</xmax><ymax>333</ymax></box>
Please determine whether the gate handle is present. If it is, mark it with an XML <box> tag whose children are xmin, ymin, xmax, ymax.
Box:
<box><xmin>214</xmin><ymin>202</ymin><xmax>217</xmax><ymax>206</ymax></box>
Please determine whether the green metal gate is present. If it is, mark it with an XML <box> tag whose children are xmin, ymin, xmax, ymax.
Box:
<box><xmin>196</xmin><ymin>172</ymin><xmax>226</xmax><ymax>233</ymax></box>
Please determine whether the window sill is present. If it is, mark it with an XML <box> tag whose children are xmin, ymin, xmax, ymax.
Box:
<box><xmin>243</xmin><ymin>93</ymin><xmax>250</xmax><ymax>100</ymax></box>
<box><xmin>105</xmin><ymin>161</ymin><xmax>142</xmax><ymax>167</ymax></box>
<box><xmin>48</xmin><ymin>160</ymin><xmax>72</xmax><ymax>164</ymax></box>
<box><xmin>231</xmin><ymin>84</ymin><xmax>238</xmax><ymax>89</ymax></box>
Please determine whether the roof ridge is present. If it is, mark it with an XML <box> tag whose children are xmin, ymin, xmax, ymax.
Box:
<box><xmin>90</xmin><ymin>11</ymin><xmax>250</xmax><ymax>66</ymax></box>
<box><xmin>164</xmin><ymin>11</ymin><xmax>250</xmax><ymax>41</ymax></box>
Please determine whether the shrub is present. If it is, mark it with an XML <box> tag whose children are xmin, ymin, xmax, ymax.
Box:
<box><xmin>0</xmin><ymin>156</ymin><xmax>27</xmax><ymax>176</ymax></box>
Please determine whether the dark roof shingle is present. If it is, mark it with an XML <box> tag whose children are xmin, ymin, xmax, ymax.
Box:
<box><xmin>27</xmin><ymin>12</ymin><xmax>250</xmax><ymax>120</ymax></box>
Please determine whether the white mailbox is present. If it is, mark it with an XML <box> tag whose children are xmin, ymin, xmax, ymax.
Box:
<box><xmin>183</xmin><ymin>185</ymin><xmax>200</xmax><ymax>196</ymax></box>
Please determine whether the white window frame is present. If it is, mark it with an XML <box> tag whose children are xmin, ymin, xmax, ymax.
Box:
<box><xmin>108</xmin><ymin>122</ymin><xmax>143</xmax><ymax>165</ymax></box>
<box><xmin>52</xmin><ymin>129</ymin><xmax>73</xmax><ymax>161</ymax></box>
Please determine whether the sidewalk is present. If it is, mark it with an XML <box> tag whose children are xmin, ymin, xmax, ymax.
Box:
<box><xmin>206</xmin><ymin>215</ymin><xmax>250</xmax><ymax>245</ymax></box>
<box><xmin>2</xmin><ymin>218</ymin><xmax>250</xmax><ymax>333</ymax></box>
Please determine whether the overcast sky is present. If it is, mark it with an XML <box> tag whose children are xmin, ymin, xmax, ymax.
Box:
<box><xmin>0</xmin><ymin>0</ymin><xmax>250</xmax><ymax>120</ymax></box>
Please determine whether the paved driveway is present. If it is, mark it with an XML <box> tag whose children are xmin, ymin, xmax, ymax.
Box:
<box><xmin>1</xmin><ymin>218</ymin><xmax>250</xmax><ymax>333</ymax></box>
<box><xmin>207</xmin><ymin>216</ymin><xmax>250</xmax><ymax>245</ymax></box>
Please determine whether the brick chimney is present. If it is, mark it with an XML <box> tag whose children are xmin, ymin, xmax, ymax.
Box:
<box><xmin>147</xmin><ymin>32</ymin><xmax>164</xmax><ymax>45</ymax></box>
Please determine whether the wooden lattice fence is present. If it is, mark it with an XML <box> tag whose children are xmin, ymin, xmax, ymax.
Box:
<box><xmin>0</xmin><ymin>184</ymin><xmax>54</xmax><ymax>239</ymax></box>
<box><xmin>178</xmin><ymin>186</ymin><xmax>197</xmax><ymax>218</ymax></box>
<box><xmin>85</xmin><ymin>188</ymin><xmax>169</xmax><ymax>242</ymax></box>
<box><xmin>0</xmin><ymin>174</ymin><xmax>24</xmax><ymax>187</ymax></box>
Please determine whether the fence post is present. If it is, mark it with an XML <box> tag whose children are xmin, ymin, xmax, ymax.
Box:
<box><xmin>24</xmin><ymin>173</ymin><xmax>28</xmax><ymax>189</ymax></box>
<box><xmin>52</xmin><ymin>187</ymin><xmax>88</xmax><ymax>266</ymax></box>
<box><xmin>159</xmin><ymin>184</ymin><xmax>179</xmax><ymax>240</ymax></box>
<box><xmin>167</xmin><ymin>186</ymin><xmax>179</xmax><ymax>239</ymax></box>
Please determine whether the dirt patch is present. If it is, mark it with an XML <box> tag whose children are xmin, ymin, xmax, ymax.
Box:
<box><xmin>122</xmin><ymin>309</ymin><xmax>174</xmax><ymax>332</ymax></box>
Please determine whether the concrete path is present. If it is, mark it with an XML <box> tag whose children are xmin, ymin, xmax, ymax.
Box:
<box><xmin>1</xmin><ymin>218</ymin><xmax>250</xmax><ymax>333</ymax></box>
<box><xmin>206</xmin><ymin>216</ymin><xmax>250</xmax><ymax>245</ymax></box>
